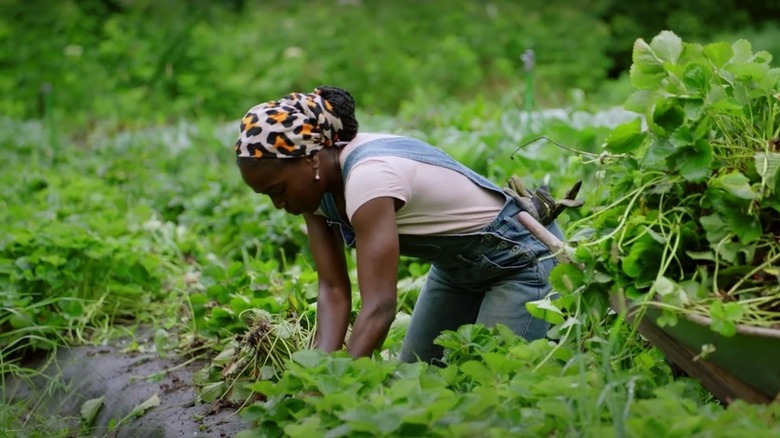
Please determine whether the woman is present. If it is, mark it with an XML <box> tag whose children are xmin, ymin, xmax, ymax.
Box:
<box><xmin>235</xmin><ymin>86</ymin><xmax>573</xmax><ymax>364</ymax></box>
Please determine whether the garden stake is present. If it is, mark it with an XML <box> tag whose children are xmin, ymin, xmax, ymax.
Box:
<box><xmin>516</xmin><ymin>210</ymin><xmax>575</xmax><ymax>266</ymax></box>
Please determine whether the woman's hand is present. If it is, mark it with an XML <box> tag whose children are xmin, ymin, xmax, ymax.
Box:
<box><xmin>347</xmin><ymin>196</ymin><xmax>401</xmax><ymax>358</ymax></box>
<box><xmin>304</xmin><ymin>213</ymin><xmax>352</xmax><ymax>352</ymax></box>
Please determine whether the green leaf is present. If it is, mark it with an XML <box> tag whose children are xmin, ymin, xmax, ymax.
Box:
<box><xmin>549</xmin><ymin>263</ymin><xmax>584</xmax><ymax>294</ymax></box>
<box><xmin>246</xmin><ymin>380</ymin><xmax>284</xmax><ymax>397</ymax></box>
<box><xmin>674</xmin><ymin>139</ymin><xmax>713</xmax><ymax>182</ymax></box>
<box><xmin>258</xmin><ymin>366</ymin><xmax>276</xmax><ymax>380</ymax></box>
<box><xmin>59</xmin><ymin>299</ymin><xmax>84</xmax><ymax>318</ymax></box>
<box><xmin>731</xmin><ymin>39</ymin><xmax>753</xmax><ymax>63</ymax></box>
<box><xmin>724</xmin><ymin>211</ymin><xmax>762</xmax><ymax>244</ymax></box>
<box><xmin>653</xmin><ymin>277</ymin><xmax>676</xmax><ymax>297</ymax></box>
<box><xmin>656</xmin><ymin>309</ymin><xmax>678</xmax><ymax>328</ymax></box>
<box><xmin>573</xmin><ymin>245</ymin><xmax>594</xmax><ymax>264</ymax></box>
<box><xmin>715</xmin><ymin>241</ymin><xmax>742</xmax><ymax>264</ymax></box>
<box><xmin>705</xmin><ymin>188</ymin><xmax>762</xmax><ymax>244</ymax></box>
<box><xmin>754</xmin><ymin>50</ymin><xmax>773</xmax><ymax>64</ymax></box>
<box><xmin>621</xmin><ymin>239</ymin><xmax>663</xmax><ymax>283</ymax></box>
<box><xmin>129</xmin><ymin>393</ymin><xmax>161</xmax><ymax>418</ymax></box>
<box><xmin>705</xmin><ymin>85</ymin><xmax>729</xmax><ymax>107</ymax></box>
<box><xmin>482</xmin><ymin>351</ymin><xmax>524</xmax><ymax>375</ymax></box>
<box><xmin>685</xmin><ymin>251</ymin><xmax>716</xmax><ymax>261</ymax></box>
<box><xmin>683</xmin><ymin>99</ymin><xmax>705</xmax><ymax>121</ymax></box>
<box><xmin>40</xmin><ymin>254</ymin><xmax>67</xmax><ymax>266</ymax></box>
<box><xmin>642</xmin><ymin>138</ymin><xmax>676</xmax><ymax>168</ymax></box>
<box><xmin>692</xmin><ymin>114</ymin><xmax>713</xmax><ymax>139</ymax></box>
<box><xmin>681</xmin><ymin>280</ymin><xmax>709</xmax><ymax>301</ymax></box>
<box><xmin>285</xmin><ymin>416</ymin><xmax>322</xmax><ymax>438</ymax></box>
<box><xmin>213</xmin><ymin>343</ymin><xmax>237</xmax><ymax>365</ymax></box>
<box><xmin>8</xmin><ymin>312</ymin><xmax>33</xmax><ymax>329</ymax></box>
<box><xmin>754</xmin><ymin>152</ymin><xmax>780</xmax><ymax>193</ymax></box>
<box><xmin>682</xmin><ymin>63</ymin><xmax>710</xmax><ymax>95</ymax></box>
<box><xmin>709</xmin><ymin>301</ymin><xmax>743</xmax><ymax>337</ymax></box>
<box><xmin>80</xmin><ymin>395</ymin><xmax>105</xmax><ymax>428</ymax></box>
<box><xmin>710</xmin><ymin>172</ymin><xmax>759</xmax><ymax>200</ymax></box>
<box><xmin>650</xmin><ymin>30</ymin><xmax>683</xmax><ymax>64</ymax></box>
<box><xmin>200</xmin><ymin>382</ymin><xmax>225</xmax><ymax>402</ymax></box>
<box><xmin>726</xmin><ymin>62</ymin><xmax>769</xmax><ymax>82</ymax></box>
<box><xmin>670</xmin><ymin>126</ymin><xmax>693</xmax><ymax>148</ymax></box>
<box><xmin>650</xmin><ymin>99</ymin><xmax>685</xmax><ymax>136</ymax></box>
<box><xmin>311</xmin><ymin>392</ymin><xmax>359</xmax><ymax>413</ymax></box>
<box><xmin>712</xmin><ymin>97</ymin><xmax>745</xmax><ymax>116</ymax></box>
<box><xmin>339</xmin><ymin>408</ymin><xmax>381</xmax><ymax>434</ymax></box>
<box><xmin>525</xmin><ymin>296</ymin><xmax>565</xmax><ymax>325</ymax></box>
<box><xmin>722</xmin><ymin>302</ymin><xmax>744</xmax><ymax>320</ymax></box>
<box><xmin>460</xmin><ymin>361</ymin><xmax>494</xmax><ymax>385</ymax></box>
<box><xmin>604</xmin><ymin>118</ymin><xmax>646</xmax><ymax>154</ymax></box>
<box><xmin>699</xmin><ymin>214</ymin><xmax>729</xmax><ymax>244</ymax></box>
<box><xmin>624</xmin><ymin>90</ymin><xmax>656</xmax><ymax>113</ymax></box>
<box><xmin>153</xmin><ymin>328</ymin><xmax>170</xmax><ymax>357</ymax></box>
<box><xmin>291</xmin><ymin>349</ymin><xmax>324</xmax><ymax>369</ymax></box>
<box><xmin>631</xmin><ymin>39</ymin><xmax>666</xmax><ymax>89</ymax></box>
<box><xmin>438</xmin><ymin>365</ymin><xmax>460</xmax><ymax>385</ymax></box>
<box><xmin>654</xmin><ymin>277</ymin><xmax>689</xmax><ymax>306</ymax></box>
<box><xmin>765</xmin><ymin>195</ymin><xmax>780</xmax><ymax>214</ymax></box>
<box><xmin>759</xmin><ymin>67</ymin><xmax>780</xmax><ymax>93</ymax></box>
<box><xmin>703</xmin><ymin>41</ymin><xmax>733</xmax><ymax>69</ymax></box>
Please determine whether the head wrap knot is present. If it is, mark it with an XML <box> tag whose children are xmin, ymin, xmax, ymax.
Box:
<box><xmin>234</xmin><ymin>88</ymin><xmax>344</xmax><ymax>159</ymax></box>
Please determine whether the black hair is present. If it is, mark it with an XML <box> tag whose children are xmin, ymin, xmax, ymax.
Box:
<box><xmin>317</xmin><ymin>85</ymin><xmax>359</xmax><ymax>142</ymax></box>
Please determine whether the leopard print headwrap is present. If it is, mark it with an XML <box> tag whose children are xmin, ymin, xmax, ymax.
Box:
<box><xmin>234</xmin><ymin>88</ymin><xmax>344</xmax><ymax>159</ymax></box>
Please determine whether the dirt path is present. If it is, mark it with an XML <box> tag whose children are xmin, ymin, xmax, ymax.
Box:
<box><xmin>6</xmin><ymin>331</ymin><xmax>248</xmax><ymax>437</ymax></box>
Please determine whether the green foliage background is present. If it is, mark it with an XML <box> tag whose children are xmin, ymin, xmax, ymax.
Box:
<box><xmin>3</xmin><ymin>0</ymin><xmax>780</xmax><ymax>129</ymax></box>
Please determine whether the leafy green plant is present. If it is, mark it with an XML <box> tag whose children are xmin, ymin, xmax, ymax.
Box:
<box><xmin>0</xmin><ymin>190</ymin><xmax>173</xmax><ymax>357</ymax></box>
<box><xmin>237</xmin><ymin>325</ymin><xmax>780</xmax><ymax>437</ymax></box>
<box><xmin>194</xmin><ymin>309</ymin><xmax>314</xmax><ymax>407</ymax></box>
<box><xmin>555</xmin><ymin>31</ymin><xmax>780</xmax><ymax>333</ymax></box>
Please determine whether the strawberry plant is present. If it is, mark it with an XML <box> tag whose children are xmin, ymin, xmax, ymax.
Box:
<box><xmin>236</xmin><ymin>325</ymin><xmax>780</xmax><ymax>437</ymax></box>
<box><xmin>554</xmin><ymin>31</ymin><xmax>780</xmax><ymax>333</ymax></box>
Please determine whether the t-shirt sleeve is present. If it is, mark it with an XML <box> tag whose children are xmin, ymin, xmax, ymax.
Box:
<box><xmin>344</xmin><ymin>158</ymin><xmax>410</xmax><ymax>222</ymax></box>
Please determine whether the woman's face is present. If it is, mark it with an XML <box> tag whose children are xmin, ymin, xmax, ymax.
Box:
<box><xmin>238</xmin><ymin>157</ymin><xmax>324</xmax><ymax>215</ymax></box>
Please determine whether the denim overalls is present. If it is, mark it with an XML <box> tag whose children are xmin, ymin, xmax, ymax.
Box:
<box><xmin>319</xmin><ymin>136</ymin><xmax>563</xmax><ymax>363</ymax></box>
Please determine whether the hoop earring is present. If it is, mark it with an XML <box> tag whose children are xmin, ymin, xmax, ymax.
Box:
<box><xmin>314</xmin><ymin>169</ymin><xmax>320</xmax><ymax>181</ymax></box>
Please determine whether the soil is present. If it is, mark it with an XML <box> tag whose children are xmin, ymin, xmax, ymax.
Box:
<box><xmin>5</xmin><ymin>329</ymin><xmax>248</xmax><ymax>438</ymax></box>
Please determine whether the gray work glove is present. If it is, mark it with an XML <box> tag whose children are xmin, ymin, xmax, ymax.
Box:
<box><xmin>503</xmin><ymin>176</ymin><xmax>584</xmax><ymax>225</ymax></box>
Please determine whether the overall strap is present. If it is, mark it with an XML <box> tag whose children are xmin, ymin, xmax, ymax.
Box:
<box><xmin>319</xmin><ymin>191</ymin><xmax>356</xmax><ymax>247</ymax></box>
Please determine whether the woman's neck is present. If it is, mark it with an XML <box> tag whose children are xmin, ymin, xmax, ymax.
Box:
<box><xmin>320</xmin><ymin>148</ymin><xmax>344</xmax><ymax>196</ymax></box>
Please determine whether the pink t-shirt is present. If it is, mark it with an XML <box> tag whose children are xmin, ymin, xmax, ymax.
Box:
<box><xmin>334</xmin><ymin>133</ymin><xmax>504</xmax><ymax>235</ymax></box>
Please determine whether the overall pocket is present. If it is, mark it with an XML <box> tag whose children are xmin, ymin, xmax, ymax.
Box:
<box><xmin>455</xmin><ymin>232</ymin><xmax>536</xmax><ymax>273</ymax></box>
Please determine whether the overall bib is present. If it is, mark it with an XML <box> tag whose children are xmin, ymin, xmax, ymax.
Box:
<box><xmin>319</xmin><ymin>136</ymin><xmax>563</xmax><ymax>363</ymax></box>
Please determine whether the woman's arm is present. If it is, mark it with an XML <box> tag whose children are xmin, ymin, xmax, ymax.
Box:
<box><xmin>347</xmin><ymin>197</ymin><xmax>400</xmax><ymax>358</ymax></box>
<box><xmin>303</xmin><ymin>213</ymin><xmax>352</xmax><ymax>352</ymax></box>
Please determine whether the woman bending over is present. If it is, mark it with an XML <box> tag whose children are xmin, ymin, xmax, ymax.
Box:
<box><xmin>234</xmin><ymin>86</ymin><xmax>575</xmax><ymax>363</ymax></box>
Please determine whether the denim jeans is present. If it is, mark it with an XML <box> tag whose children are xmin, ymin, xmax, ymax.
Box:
<box><xmin>318</xmin><ymin>136</ymin><xmax>563</xmax><ymax>363</ymax></box>
<box><xmin>396</xmin><ymin>201</ymin><xmax>563</xmax><ymax>363</ymax></box>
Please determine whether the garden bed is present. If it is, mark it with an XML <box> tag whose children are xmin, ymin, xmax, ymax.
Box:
<box><xmin>611</xmin><ymin>294</ymin><xmax>780</xmax><ymax>404</ymax></box>
<box><xmin>4</xmin><ymin>328</ymin><xmax>246</xmax><ymax>437</ymax></box>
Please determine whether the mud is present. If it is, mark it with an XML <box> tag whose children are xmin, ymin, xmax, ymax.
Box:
<box><xmin>5</xmin><ymin>330</ymin><xmax>248</xmax><ymax>437</ymax></box>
